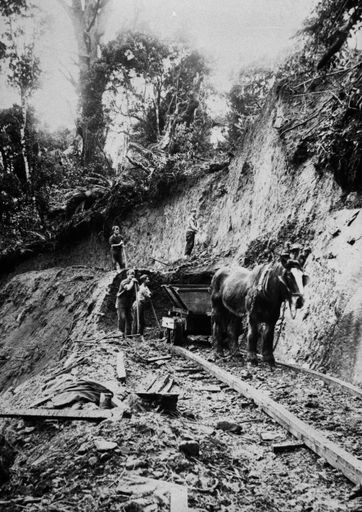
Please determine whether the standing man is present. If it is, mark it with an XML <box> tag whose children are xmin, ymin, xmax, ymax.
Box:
<box><xmin>132</xmin><ymin>274</ymin><xmax>152</xmax><ymax>342</ymax></box>
<box><xmin>115</xmin><ymin>269</ymin><xmax>138</xmax><ymax>339</ymax></box>
<box><xmin>109</xmin><ymin>225</ymin><xmax>124</xmax><ymax>272</ymax></box>
<box><xmin>185</xmin><ymin>208</ymin><xmax>198</xmax><ymax>257</ymax></box>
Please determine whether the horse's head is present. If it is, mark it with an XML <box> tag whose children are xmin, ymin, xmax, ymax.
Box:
<box><xmin>278</xmin><ymin>254</ymin><xmax>310</xmax><ymax>319</ymax></box>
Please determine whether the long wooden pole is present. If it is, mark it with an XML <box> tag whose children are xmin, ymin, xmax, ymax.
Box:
<box><xmin>171</xmin><ymin>346</ymin><xmax>362</xmax><ymax>486</ymax></box>
<box><xmin>134</xmin><ymin>282</ymin><xmax>140</xmax><ymax>334</ymax></box>
<box><xmin>0</xmin><ymin>408</ymin><xmax>112</xmax><ymax>421</ymax></box>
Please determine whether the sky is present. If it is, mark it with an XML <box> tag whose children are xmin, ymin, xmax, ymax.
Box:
<box><xmin>0</xmin><ymin>0</ymin><xmax>320</xmax><ymax>131</ymax></box>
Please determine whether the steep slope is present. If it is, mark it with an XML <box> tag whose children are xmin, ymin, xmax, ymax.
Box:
<box><xmin>0</xmin><ymin>267</ymin><xmax>115</xmax><ymax>390</ymax></box>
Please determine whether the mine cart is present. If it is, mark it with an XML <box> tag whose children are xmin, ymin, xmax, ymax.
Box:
<box><xmin>161</xmin><ymin>284</ymin><xmax>212</xmax><ymax>344</ymax></box>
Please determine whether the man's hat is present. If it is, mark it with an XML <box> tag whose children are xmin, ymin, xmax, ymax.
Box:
<box><xmin>290</xmin><ymin>243</ymin><xmax>301</xmax><ymax>251</ymax></box>
<box><xmin>140</xmin><ymin>274</ymin><xmax>148</xmax><ymax>282</ymax></box>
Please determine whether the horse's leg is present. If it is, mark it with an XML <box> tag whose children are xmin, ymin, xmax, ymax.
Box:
<box><xmin>262</xmin><ymin>323</ymin><xmax>276</xmax><ymax>365</ymax></box>
<box><xmin>246</xmin><ymin>316</ymin><xmax>258</xmax><ymax>365</ymax></box>
<box><xmin>212</xmin><ymin>299</ymin><xmax>225</xmax><ymax>355</ymax></box>
<box><xmin>227</xmin><ymin>314</ymin><xmax>240</xmax><ymax>357</ymax></box>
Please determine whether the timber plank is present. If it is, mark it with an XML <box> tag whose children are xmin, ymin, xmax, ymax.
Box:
<box><xmin>117</xmin><ymin>351</ymin><xmax>126</xmax><ymax>382</ymax></box>
<box><xmin>0</xmin><ymin>407</ymin><xmax>112</xmax><ymax>421</ymax></box>
<box><xmin>146</xmin><ymin>355</ymin><xmax>172</xmax><ymax>363</ymax></box>
<box><xmin>172</xmin><ymin>346</ymin><xmax>362</xmax><ymax>486</ymax></box>
<box><xmin>170</xmin><ymin>483</ymin><xmax>188</xmax><ymax>512</ymax></box>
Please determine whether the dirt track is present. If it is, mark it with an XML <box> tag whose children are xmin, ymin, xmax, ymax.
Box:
<box><xmin>0</xmin><ymin>328</ymin><xmax>360</xmax><ymax>511</ymax></box>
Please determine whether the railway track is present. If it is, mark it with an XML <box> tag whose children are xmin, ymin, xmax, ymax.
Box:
<box><xmin>123</xmin><ymin>333</ymin><xmax>360</xmax><ymax>509</ymax></box>
<box><xmin>170</xmin><ymin>342</ymin><xmax>362</xmax><ymax>485</ymax></box>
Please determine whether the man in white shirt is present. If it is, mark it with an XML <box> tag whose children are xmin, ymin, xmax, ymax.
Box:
<box><xmin>185</xmin><ymin>208</ymin><xmax>198</xmax><ymax>257</ymax></box>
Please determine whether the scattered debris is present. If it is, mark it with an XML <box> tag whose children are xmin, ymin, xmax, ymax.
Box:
<box><xmin>216</xmin><ymin>419</ymin><xmax>243</xmax><ymax>435</ymax></box>
<box><xmin>117</xmin><ymin>475</ymin><xmax>188</xmax><ymax>512</ymax></box>
<box><xmin>349</xmin><ymin>483</ymin><xmax>362</xmax><ymax>500</ymax></box>
<box><xmin>201</xmin><ymin>384</ymin><xmax>221</xmax><ymax>393</ymax></box>
<box><xmin>347</xmin><ymin>211</ymin><xmax>359</xmax><ymax>226</ymax></box>
<box><xmin>272</xmin><ymin>441</ymin><xmax>305</xmax><ymax>453</ymax></box>
<box><xmin>261</xmin><ymin>432</ymin><xmax>282</xmax><ymax>442</ymax></box>
<box><xmin>179</xmin><ymin>440</ymin><xmax>200</xmax><ymax>458</ymax></box>
<box><xmin>137</xmin><ymin>373</ymin><xmax>179</xmax><ymax>410</ymax></box>
<box><xmin>94</xmin><ymin>438</ymin><xmax>117</xmax><ymax>451</ymax></box>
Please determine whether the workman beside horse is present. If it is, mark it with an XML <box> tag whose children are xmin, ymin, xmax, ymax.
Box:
<box><xmin>132</xmin><ymin>274</ymin><xmax>152</xmax><ymax>342</ymax></box>
<box><xmin>115</xmin><ymin>269</ymin><xmax>138</xmax><ymax>339</ymax></box>
<box><xmin>210</xmin><ymin>248</ymin><xmax>310</xmax><ymax>365</ymax></box>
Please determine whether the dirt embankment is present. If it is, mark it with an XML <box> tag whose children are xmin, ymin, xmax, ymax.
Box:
<box><xmin>0</xmin><ymin>267</ymin><xmax>115</xmax><ymax>391</ymax></box>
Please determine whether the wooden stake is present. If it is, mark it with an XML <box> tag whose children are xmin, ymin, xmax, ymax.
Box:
<box><xmin>172</xmin><ymin>346</ymin><xmax>362</xmax><ymax>486</ymax></box>
<box><xmin>116</xmin><ymin>351</ymin><xmax>126</xmax><ymax>382</ymax></box>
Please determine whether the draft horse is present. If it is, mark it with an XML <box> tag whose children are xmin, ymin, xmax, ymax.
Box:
<box><xmin>210</xmin><ymin>254</ymin><xmax>309</xmax><ymax>364</ymax></box>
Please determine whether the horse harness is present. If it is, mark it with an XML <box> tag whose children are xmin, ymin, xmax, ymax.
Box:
<box><xmin>250</xmin><ymin>263</ymin><xmax>287</xmax><ymax>349</ymax></box>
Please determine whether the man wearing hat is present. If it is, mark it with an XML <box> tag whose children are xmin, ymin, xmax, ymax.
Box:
<box><xmin>185</xmin><ymin>208</ymin><xmax>199</xmax><ymax>257</ymax></box>
<box><xmin>132</xmin><ymin>274</ymin><xmax>152</xmax><ymax>341</ymax></box>
<box><xmin>289</xmin><ymin>243</ymin><xmax>301</xmax><ymax>261</ymax></box>
<box><xmin>115</xmin><ymin>269</ymin><xmax>138</xmax><ymax>339</ymax></box>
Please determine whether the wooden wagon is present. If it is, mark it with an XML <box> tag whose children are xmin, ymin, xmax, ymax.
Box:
<box><xmin>161</xmin><ymin>284</ymin><xmax>212</xmax><ymax>344</ymax></box>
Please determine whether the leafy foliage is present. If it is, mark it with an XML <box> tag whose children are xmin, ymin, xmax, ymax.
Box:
<box><xmin>300</xmin><ymin>0</ymin><xmax>362</xmax><ymax>70</ymax></box>
<box><xmin>7</xmin><ymin>45</ymin><xmax>41</xmax><ymax>98</ymax></box>
<box><xmin>227</xmin><ymin>67</ymin><xmax>275</xmax><ymax>148</ymax></box>
<box><xmin>0</xmin><ymin>0</ymin><xmax>27</xmax><ymax>18</ymax></box>
<box><xmin>102</xmin><ymin>32</ymin><xmax>210</xmax><ymax>152</ymax></box>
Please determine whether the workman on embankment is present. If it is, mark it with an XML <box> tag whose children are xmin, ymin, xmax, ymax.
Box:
<box><xmin>132</xmin><ymin>274</ymin><xmax>152</xmax><ymax>342</ymax></box>
<box><xmin>109</xmin><ymin>225</ymin><xmax>125</xmax><ymax>272</ymax></box>
<box><xmin>184</xmin><ymin>208</ymin><xmax>199</xmax><ymax>257</ymax></box>
<box><xmin>115</xmin><ymin>269</ymin><xmax>138</xmax><ymax>339</ymax></box>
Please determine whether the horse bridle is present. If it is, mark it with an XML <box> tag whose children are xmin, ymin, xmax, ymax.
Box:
<box><xmin>278</xmin><ymin>274</ymin><xmax>303</xmax><ymax>319</ymax></box>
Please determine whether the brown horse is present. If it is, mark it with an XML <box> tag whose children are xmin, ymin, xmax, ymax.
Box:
<box><xmin>210</xmin><ymin>255</ymin><xmax>309</xmax><ymax>364</ymax></box>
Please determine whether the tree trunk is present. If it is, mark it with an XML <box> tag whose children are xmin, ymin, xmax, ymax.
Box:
<box><xmin>59</xmin><ymin>0</ymin><xmax>110</xmax><ymax>165</ymax></box>
<box><xmin>20</xmin><ymin>93</ymin><xmax>30</xmax><ymax>185</ymax></box>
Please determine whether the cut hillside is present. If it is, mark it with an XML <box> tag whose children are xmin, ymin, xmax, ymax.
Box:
<box><xmin>6</xmin><ymin>80</ymin><xmax>361</xmax><ymax>384</ymax></box>
<box><xmin>2</xmin><ymin>63</ymin><xmax>362</xmax><ymax>390</ymax></box>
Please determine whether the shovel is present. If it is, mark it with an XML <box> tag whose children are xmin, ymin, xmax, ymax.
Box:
<box><xmin>134</xmin><ymin>281</ymin><xmax>141</xmax><ymax>337</ymax></box>
<box><xmin>122</xmin><ymin>245</ymin><xmax>128</xmax><ymax>268</ymax></box>
<box><xmin>150</xmin><ymin>298</ymin><xmax>164</xmax><ymax>339</ymax></box>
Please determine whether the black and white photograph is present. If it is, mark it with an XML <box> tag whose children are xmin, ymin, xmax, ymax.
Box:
<box><xmin>0</xmin><ymin>0</ymin><xmax>362</xmax><ymax>510</ymax></box>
